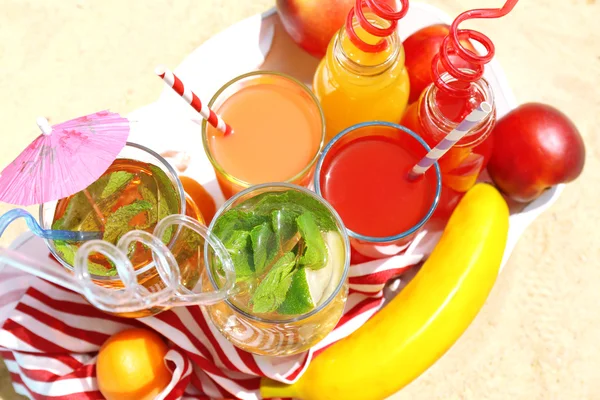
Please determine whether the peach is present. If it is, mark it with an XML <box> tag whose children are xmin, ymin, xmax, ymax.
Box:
<box><xmin>487</xmin><ymin>103</ymin><xmax>585</xmax><ymax>203</ymax></box>
<box><xmin>276</xmin><ymin>0</ymin><xmax>354</xmax><ymax>58</ymax></box>
<box><xmin>403</xmin><ymin>24</ymin><xmax>476</xmax><ymax>103</ymax></box>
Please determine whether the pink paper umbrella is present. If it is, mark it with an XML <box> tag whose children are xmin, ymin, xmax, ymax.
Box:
<box><xmin>0</xmin><ymin>110</ymin><xmax>130</xmax><ymax>206</ymax></box>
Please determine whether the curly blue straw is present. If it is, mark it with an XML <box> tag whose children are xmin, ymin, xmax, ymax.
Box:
<box><xmin>0</xmin><ymin>208</ymin><xmax>102</xmax><ymax>241</ymax></box>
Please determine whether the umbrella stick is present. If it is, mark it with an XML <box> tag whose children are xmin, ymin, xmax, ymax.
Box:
<box><xmin>83</xmin><ymin>189</ymin><xmax>106</xmax><ymax>227</ymax></box>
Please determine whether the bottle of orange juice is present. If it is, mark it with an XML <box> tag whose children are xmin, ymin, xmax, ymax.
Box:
<box><xmin>313</xmin><ymin>0</ymin><xmax>410</xmax><ymax>142</ymax></box>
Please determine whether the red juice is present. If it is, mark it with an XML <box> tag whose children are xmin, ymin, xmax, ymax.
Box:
<box><xmin>317</xmin><ymin>125</ymin><xmax>440</xmax><ymax>259</ymax></box>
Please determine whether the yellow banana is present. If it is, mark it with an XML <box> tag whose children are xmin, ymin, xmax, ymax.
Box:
<box><xmin>261</xmin><ymin>183</ymin><xmax>509</xmax><ymax>400</ymax></box>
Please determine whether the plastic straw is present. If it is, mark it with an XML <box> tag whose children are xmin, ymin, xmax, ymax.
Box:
<box><xmin>0</xmin><ymin>247</ymin><xmax>84</xmax><ymax>293</ymax></box>
<box><xmin>409</xmin><ymin>102</ymin><xmax>492</xmax><ymax>179</ymax></box>
<box><xmin>432</xmin><ymin>0</ymin><xmax>520</xmax><ymax>96</ymax></box>
<box><xmin>0</xmin><ymin>208</ymin><xmax>101</xmax><ymax>241</ymax></box>
<box><xmin>345</xmin><ymin>0</ymin><xmax>409</xmax><ymax>53</ymax></box>
<box><xmin>155</xmin><ymin>65</ymin><xmax>233</xmax><ymax>136</ymax></box>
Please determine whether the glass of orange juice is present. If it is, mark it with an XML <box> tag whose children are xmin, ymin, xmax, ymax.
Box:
<box><xmin>202</xmin><ymin>71</ymin><xmax>325</xmax><ymax>199</ymax></box>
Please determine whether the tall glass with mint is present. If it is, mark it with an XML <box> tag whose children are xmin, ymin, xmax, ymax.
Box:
<box><xmin>39</xmin><ymin>143</ymin><xmax>204</xmax><ymax>318</ymax></box>
<box><xmin>203</xmin><ymin>183</ymin><xmax>350</xmax><ymax>356</ymax></box>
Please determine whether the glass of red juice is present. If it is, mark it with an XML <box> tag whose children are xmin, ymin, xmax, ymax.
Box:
<box><xmin>314</xmin><ymin>121</ymin><xmax>442</xmax><ymax>259</ymax></box>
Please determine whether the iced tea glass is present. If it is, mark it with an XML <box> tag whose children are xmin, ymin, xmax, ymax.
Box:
<box><xmin>203</xmin><ymin>183</ymin><xmax>350</xmax><ymax>356</ymax></box>
<box><xmin>39</xmin><ymin>142</ymin><xmax>205</xmax><ymax>317</ymax></box>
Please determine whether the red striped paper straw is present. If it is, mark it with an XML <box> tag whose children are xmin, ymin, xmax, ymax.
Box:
<box><xmin>155</xmin><ymin>65</ymin><xmax>233</xmax><ymax>136</ymax></box>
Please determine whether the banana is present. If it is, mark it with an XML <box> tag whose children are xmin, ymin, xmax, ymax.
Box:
<box><xmin>260</xmin><ymin>183</ymin><xmax>509</xmax><ymax>400</ymax></box>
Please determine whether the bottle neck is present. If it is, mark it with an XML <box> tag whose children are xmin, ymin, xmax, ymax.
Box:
<box><xmin>421</xmin><ymin>73</ymin><xmax>496</xmax><ymax>147</ymax></box>
<box><xmin>333</xmin><ymin>12</ymin><xmax>403</xmax><ymax>77</ymax></box>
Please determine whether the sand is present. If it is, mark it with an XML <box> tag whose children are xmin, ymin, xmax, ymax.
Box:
<box><xmin>0</xmin><ymin>0</ymin><xmax>598</xmax><ymax>399</ymax></box>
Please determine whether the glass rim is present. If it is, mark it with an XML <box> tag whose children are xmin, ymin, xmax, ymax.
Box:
<box><xmin>201</xmin><ymin>70</ymin><xmax>326</xmax><ymax>190</ymax></box>
<box><xmin>314</xmin><ymin>121</ymin><xmax>442</xmax><ymax>244</ymax></box>
<box><xmin>40</xmin><ymin>141</ymin><xmax>187</xmax><ymax>282</ymax></box>
<box><xmin>204</xmin><ymin>182</ymin><xmax>351</xmax><ymax>325</ymax></box>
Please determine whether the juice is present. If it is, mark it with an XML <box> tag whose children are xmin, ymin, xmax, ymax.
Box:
<box><xmin>203</xmin><ymin>184</ymin><xmax>350</xmax><ymax>356</ymax></box>
<box><xmin>315</xmin><ymin>122</ymin><xmax>441</xmax><ymax>259</ymax></box>
<box><xmin>313</xmin><ymin>13</ymin><xmax>410</xmax><ymax>142</ymax></box>
<box><xmin>51</xmin><ymin>158</ymin><xmax>183</xmax><ymax>276</ymax></box>
<box><xmin>39</xmin><ymin>144</ymin><xmax>218</xmax><ymax>318</ymax></box>
<box><xmin>203</xmin><ymin>72</ymin><xmax>324</xmax><ymax>199</ymax></box>
<box><xmin>401</xmin><ymin>77</ymin><xmax>497</xmax><ymax>194</ymax></box>
<box><xmin>321</xmin><ymin>136</ymin><xmax>437</xmax><ymax>237</ymax></box>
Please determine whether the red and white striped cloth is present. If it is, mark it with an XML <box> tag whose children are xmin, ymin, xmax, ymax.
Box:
<box><xmin>0</xmin><ymin>233</ymin><xmax>434</xmax><ymax>399</ymax></box>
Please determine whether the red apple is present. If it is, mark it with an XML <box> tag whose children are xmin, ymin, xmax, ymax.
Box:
<box><xmin>403</xmin><ymin>24</ymin><xmax>477</xmax><ymax>104</ymax></box>
<box><xmin>276</xmin><ymin>0</ymin><xmax>354</xmax><ymax>59</ymax></box>
<box><xmin>277</xmin><ymin>0</ymin><xmax>400</xmax><ymax>59</ymax></box>
<box><xmin>487</xmin><ymin>103</ymin><xmax>585</xmax><ymax>203</ymax></box>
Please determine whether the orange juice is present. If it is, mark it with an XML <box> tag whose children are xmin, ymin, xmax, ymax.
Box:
<box><xmin>203</xmin><ymin>72</ymin><xmax>324</xmax><ymax>199</ymax></box>
<box><xmin>313</xmin><ymin>13</ymin><xmax>410</xmax><ymax>142</ymax></box>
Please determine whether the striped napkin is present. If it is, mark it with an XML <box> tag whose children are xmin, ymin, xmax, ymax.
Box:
<box><xmin>0</xmin><ymin>232</ymin><xmax>433</xmax><ymax>400</ymax></box>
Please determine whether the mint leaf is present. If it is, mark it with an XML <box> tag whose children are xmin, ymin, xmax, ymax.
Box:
<box><xmin>148</xmin><ymin>165</ymin><xmax>181</xmax><ymax>218</ymax></box>
<box><xmin>278</xmin><ymin>267</ymin><xmax>314</xmax><ymax>315</ymax></box>
<box><xmin>212</xmin><ymin>210</ymin><xmax>270</xmax><ymax>284</ymax></box>
<box><xmin>224</xmin><ymin>230</ymin><xmax>254</xmax><ymax>281</ymax></box>
<box><xmin>271</xmin><ymin>209</ymin><xmax>297</xmax><ymax>249</ymax></box>
<box><xmin>252</xmin><ymin>194</ymin><xmax>305</xmax><ymax>218</ymax></box>
<box><xmin>251</xmin><ymin>252</ymin><xmax>297</xmax><ymax>313</ymax></box>
<box><xmin>169</xmin><ymin>227</ymin><xmax>204</xmax><ymax>288</ymax></box>
<box><xmin>250</xmin><ymin>222</ymin><xmax>276</xmax><ymax>275</ymax></box>
<box><xmin>52</xmin><ymin>192</ymin><xmax>88</xmax><ymax>230</ymax></box>
<box><xmin>249</xmin><ymin>190</ymin><xmax>337</xmax><ymax>231</ymax></box>
<box><xmin>52</xmin><ymin>171</ymin><xmax>133</xmax><ymax>232</ymax></box>
<box><xmin>53</xmin><ymin>240</ymin><xmax>116</xmax><ymax>276</ymax></box>
<box><xmin>103</xmin><ymin>200</ymin><xmax>152</xmax><ymax>243</ymax></box>
<box><xmin>52</xmin><ymin>191</ymin><xmax>101</xmax><ymax>231</ymax></box>
<box><xmin>297</xmin><ymin>212</ymin><xmax>328</xmax><ymax>270</ymax></box>
<box><xmin>139</xmin><ymin>186</ymin><xmax>158</xmax><ymax>228</ymax></box>
<box><xmin>213</xmin><ymin>210</ymin><xmax>270</xmax><ymax>242</ymax></box>
<box><xmin>101</xmin><ymin>171</ymin><xmax>133</xmax><ymax>199</ymax></box>
<box><xmin>140</xmin><ymin>185</ymin><xmax>173</xmax><ymax>243</ymax></box>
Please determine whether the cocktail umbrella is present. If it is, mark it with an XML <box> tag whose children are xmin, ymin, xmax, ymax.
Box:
<box><xmin>0</xmin><ymin>110</ymin><xmax>130</xmax><ymax>241</ymax></box>
<box><xmin>0</xmin><ymin>110</ymin><xmax>130</xmax><ymax>206</ymax></box>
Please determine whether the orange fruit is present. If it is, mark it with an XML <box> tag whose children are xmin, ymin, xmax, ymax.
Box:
<box><xmin>96</xmin><ymin>328</ymin><xmax>172</xmax><ymax>400</ymax></box>
<box><xmin>179</xmin><ymin>175</ymin><xmax>217</xmax><ymax>224</ymax></box>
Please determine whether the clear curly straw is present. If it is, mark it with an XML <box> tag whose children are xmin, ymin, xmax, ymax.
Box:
<box><xmin>0</xmin><ymin>214</ymin><xmax>236</xmax><ymax>315</ymax></box>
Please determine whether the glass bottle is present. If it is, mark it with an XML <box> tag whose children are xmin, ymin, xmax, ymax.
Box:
<box><xmin>402</xmin><ymin>73</ymin><xmax>497</xmax><ymax>193</ymax></box>
<box><xmin>313</xmin><ymin>9</ymin><xmax>410</xmax><ymax>142</ymax></box>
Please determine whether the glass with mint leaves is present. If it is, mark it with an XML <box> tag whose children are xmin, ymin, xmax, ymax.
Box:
<box><xmin>203</xmin><ymin>183</ymin><xmax>350</xmax><ymax>356</ymax></box>
<box><xmin>39</xmin><ymin>143</ymin><xmax>206</xmax><ymax>318</ymax></box>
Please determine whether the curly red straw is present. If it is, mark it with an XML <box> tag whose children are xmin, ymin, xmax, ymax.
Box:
<box><xmin>432</xmin><ymin>0</ymin><xmax>520</xmax><ymax>96</ymax></box>
<box><xmin>345</xmin><ymin>0</ymin><xmax>409</xmax><ymax>53</ymax></box>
